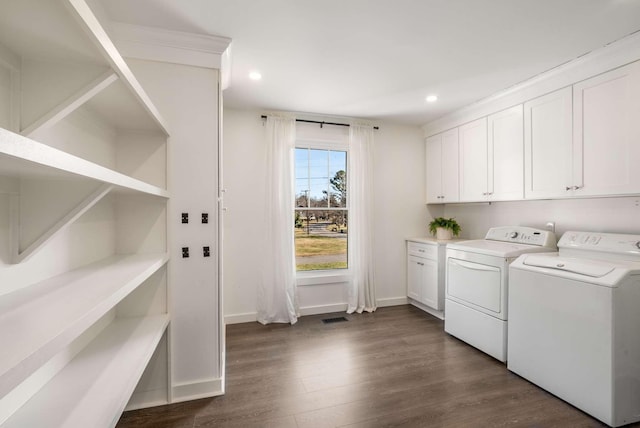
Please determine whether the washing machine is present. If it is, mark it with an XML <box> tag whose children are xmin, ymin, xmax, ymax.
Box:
<box><xmin>444</xmin><ymin>226</ymin><xmax>556</xmax><ymax>362</ymax></box>
<box><xmin>508</xmin><ymin>231</ymin><xmax>640</xmax><ymax>427</ymax></box>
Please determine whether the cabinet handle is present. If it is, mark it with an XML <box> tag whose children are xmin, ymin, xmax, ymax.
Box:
<box><xmin>418</xmin><ymin>249</ymin><xmax>425</xmax><ymax>252</ymax></box>
<box><xmin>566</xmin><ymin>185</ymin><xmax>582</xmax><ymax>191</ymax></box>
<box><xmin>417</xmin><ymin>262</ymin><xmax>424</xmax><ymax>266</ymax></box>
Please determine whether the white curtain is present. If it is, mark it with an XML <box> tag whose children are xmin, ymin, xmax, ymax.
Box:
<box><xmin>347</xmin><ymin>123</ymin><xmax>377</xmax><ymax>313</ymax></box>
<box><xmin>257</xmin><ymin>115</ymin><xmax>299</xmax><ymax>324</ymax></box>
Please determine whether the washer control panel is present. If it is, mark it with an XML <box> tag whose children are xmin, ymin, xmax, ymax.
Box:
<box><xmin>559</xmin><ymin>231</ymin><xmax>640</xmax><ymax>255</ymax></box>
<box><xmin>485</xmin><ymin>226</ymin><xmax>556</xmax><ymax>248</ymax></box>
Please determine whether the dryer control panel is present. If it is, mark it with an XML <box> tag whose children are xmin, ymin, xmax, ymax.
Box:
<box><xmin>559</xmin><ymin>231</ymin><xmax>640</xmax><ymax>257</ymax></box>
<box><xmin>485</xmin><ymin>226</ymin><xmax>556</xmax><ymax>248</ymax></box>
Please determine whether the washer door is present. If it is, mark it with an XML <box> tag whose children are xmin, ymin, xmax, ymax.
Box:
<box><xmin>447</xmin><ymin>256</ymin><xmax>504</xmax><ymax>317</ymax></box>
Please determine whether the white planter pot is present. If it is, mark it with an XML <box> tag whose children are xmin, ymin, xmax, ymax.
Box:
<box><xmin>436</xmin><ymin>227</ymin><xmax>453</xmax><ymax>240</ymax></box>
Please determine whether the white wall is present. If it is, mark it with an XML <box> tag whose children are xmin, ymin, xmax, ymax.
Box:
<box><xmin>223</xmin><ymin>109</ymin><xmax>427</xmax><ymax>322</ymax></box>
<box><xmin>126</xmin><ymin>59</ymin><xmax>222</xmax><ymax>399</ymax></box>
<box><xmin>441</xmin><ymin>197</ymin><xmax>640</xmax><ymax>240</ymax></box>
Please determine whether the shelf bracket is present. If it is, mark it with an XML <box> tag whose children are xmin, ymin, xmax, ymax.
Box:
<box><xmin>20</xmin><ymin>70</ymin><xmax>118</xmax><ymax>138</ymax></box>
<box><xmin>11</xmin><ymin>183</ymin><xmax>114</xmax><ymax>264</ymax></box>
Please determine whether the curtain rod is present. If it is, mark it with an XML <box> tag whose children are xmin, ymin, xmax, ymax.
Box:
<box><xmin>260</xmin><ymin>115</ymin><xmax>379</xmax><ymax>130</ymax></box>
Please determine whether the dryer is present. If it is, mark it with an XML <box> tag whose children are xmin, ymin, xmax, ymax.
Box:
<box><xmin>508</xmin><ymin>231</ymin><xmax>640</xmax><ymax>427</ymax></box>
<box><xmin>444</xmin><ymin>226</ymin><xmax>556</xmax><ymax>362</ymax></box>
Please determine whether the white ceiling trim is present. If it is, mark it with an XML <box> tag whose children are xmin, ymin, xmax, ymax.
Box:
<box><xmin>423</xmin><ymin>30</ymin><xmax>640</xmax><ymax>136</ymax></box>
<box><xmin>110</xmin><ymin>22</ymin><xmax>232</xmax><ymax>69</ymax></box>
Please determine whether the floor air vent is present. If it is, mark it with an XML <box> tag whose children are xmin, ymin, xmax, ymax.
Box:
<box><xmin>322</xmin><ymin>316</ymin><xmax>348</xmax><ymax>324</ymax></box>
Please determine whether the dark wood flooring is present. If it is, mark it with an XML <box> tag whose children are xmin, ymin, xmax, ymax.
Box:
<box><xmin>117</xmin><ymin>305</ymin><xmax>623</xmax><ymax>427</ymax></box>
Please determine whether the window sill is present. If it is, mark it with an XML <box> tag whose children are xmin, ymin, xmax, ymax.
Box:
<box><xmin>296</xmin><ymin>270</ymin><xmax>351</xmax><ymax>286</ymax></box>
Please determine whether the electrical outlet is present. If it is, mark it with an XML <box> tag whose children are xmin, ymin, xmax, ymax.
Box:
<box><xmin>181</xmin><ymin>213</ymin><xmax>189</xmax><ymax>224</ymax></box>
<box><xmin>202</xmin><ymin>213</ymin><xmax>208</xmax><ymax>224</ymax></box>
<box><xmin>182</xmin><ymin>247</ymin><xmax>189</xmax><ymax>258</ymax></box>
<box><xmin>203</xmin><ymin>246</ymin><xmax>210</xmax><ymax>257</ymax></box>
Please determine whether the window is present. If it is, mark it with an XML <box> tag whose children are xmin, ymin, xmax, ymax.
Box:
<box><xmin>294</xmin><ymin>147</ymin><xmax>347</xmax><ymax>272</ymax></box>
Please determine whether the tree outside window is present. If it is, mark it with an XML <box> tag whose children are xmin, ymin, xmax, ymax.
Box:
<box><xmin>294</xmin><ymin>148</ymin><xmax>348</xmax><ymax>271</ymax></box>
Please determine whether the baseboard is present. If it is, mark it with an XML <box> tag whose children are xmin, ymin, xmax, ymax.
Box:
<box><xmin>224</xmin><ymin>312</ymin><xmax>257</xmax><ymax>325</ymax></box>
<box><xmin>171</xmin><ymin>378</ymin><xmax>224</xmax><ymax>403</ymax></box>
<box><xmin>377</xmin><ymin>296</ymin><xmax>408</xmax><ymax>307</ymax></box>
<box><xmin>409</xmin><ymin>298</ymin><xmax>445</xmax><ymax>320</ymax></box>
<box><xmin>225</xmin><ymin>297</ymin><xmax>410</xmax><ymax>324</ymax></box>
<box><xmin>299</xmin><ymin>303</ymin><xmax>348</xmax><ymax>316</ymax></box>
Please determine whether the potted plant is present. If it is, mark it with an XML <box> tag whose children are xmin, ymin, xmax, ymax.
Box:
<box><xmin>428</xmin><ymin>217</ymin><xmax>461</xmax><ymax>240</ymax></box>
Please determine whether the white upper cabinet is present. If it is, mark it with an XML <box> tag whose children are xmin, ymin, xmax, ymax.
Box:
<box><xmin>426</xmin><ymin>128</ymin><xmax>458</xmax><ymax>203</ymax></box>
<box><xmin>488</xmin><ymin>105</ymin><xmax>524</xmax><ymax>201</ymax></box>
<box><xmin>459</xmin><ymin>117</ymin><xmax>488</xmax><ymax>202</ymax></box>
<box><xmin>458</xmin><ymin>109</ymin><xmax>523</xmax><ymax>203</ymax></box>
<box><xmin>425</xmin><ymin>134</ymin><xmax>442</xmax><ymax>204</ymax></box>
<box><xmin>524</xmin><ymin>86</ymin><xmax>573</xmax><ymax>199</ymax></box>
<box><xmin>572</xmin><ymin>61</ymin><xmax>640</xmax><ymax>197</ymax></box>
<box><xmin>441</xmin><ymin>129</ymin><xmax>459</xmax><ymax>203</ymax></box>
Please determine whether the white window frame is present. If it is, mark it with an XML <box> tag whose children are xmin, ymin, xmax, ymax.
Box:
<box><xmin>295</xmin><ymin>138</ymin><xmax>351</xmax><ymax>285</ymax></box>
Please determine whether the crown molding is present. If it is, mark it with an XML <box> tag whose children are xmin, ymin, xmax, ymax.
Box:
<box><xmin>110</xmin><ymin>22</ymin><xmax>232</xmax><ymax>70</ymax></box>
<box><xmin>423</xmin><ymin>29</ymin><xmax>640</xmax><ymax>136</ymax></box>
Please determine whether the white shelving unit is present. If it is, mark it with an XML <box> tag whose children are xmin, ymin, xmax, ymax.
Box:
<box><xmin>2</xmin><ymin>315</ymin><xmax>170</xmax><ymax>428</ymax></box>
<box><xmin>0</xmin><ymin>253</ymin><xmax>169</xmax><ymax>398</ymax></box>
<box><xmin>0</xmin><ymin>0</ymin><xmax>172</xmax><ymax>425</ymax></box>
<box><xmin>0</xmin><ymin>128</ymin><xmax>168</xmax><ymax>198</ymax></box>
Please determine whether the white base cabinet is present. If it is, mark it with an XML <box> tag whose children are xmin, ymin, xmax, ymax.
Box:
<box><xmin>407</xmin><ymin>239</ymin><xmax>459</xmax><ymax>313</ymax></box>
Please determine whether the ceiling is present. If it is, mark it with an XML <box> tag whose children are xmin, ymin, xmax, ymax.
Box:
<box><xmin>98</xmin><ymin>0</ymin><xmax>640</xmax><ymax>126</ymax></box>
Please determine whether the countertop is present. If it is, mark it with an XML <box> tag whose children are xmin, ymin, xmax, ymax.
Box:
<box><xmin>407</xmin><ymin>237</ymin><xmax>467</xmax><ymax>246</ymax></box>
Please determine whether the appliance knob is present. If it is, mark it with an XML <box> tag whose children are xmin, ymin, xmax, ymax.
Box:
<box><xmin>510</xmin><ymin>232</ymin><xmax>518</xmax><ymax>239</ymax></box>
<box><xmin>636</xmin><ymin>241</ymin><xmax>640</xmax><ymax>250</ymax></box>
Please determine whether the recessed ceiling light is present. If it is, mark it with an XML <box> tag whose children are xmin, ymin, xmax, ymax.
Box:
<box><xmin>249</xmin><ymin>71</ymin><xmax>262</xmax><ymax>81</ymax></box>
<box><xmin>426</xmin><ymin>95</ymin><xmax>438</xmax><ymax>103</ymax></box>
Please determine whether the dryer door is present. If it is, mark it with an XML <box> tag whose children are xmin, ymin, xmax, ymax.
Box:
<box><xmin>446</xmin><ymin>251</ymin><xmax>507</xmax><ymax>318</ymax></box>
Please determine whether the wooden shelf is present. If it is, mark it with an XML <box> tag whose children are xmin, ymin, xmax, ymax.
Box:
<box><xmin>0</xmin><ymin>253</ymin><xmax>169</xmax><ymax>399</ymax></box>
<box><xmin>1</xmin><ymin>315</ymin><xmax>169</xmax><ymax>428</ymax></box>
<box><xmin>0</xmin><ymin>128</ymin><xmax>169</xmax><ymax>198</ymax></box>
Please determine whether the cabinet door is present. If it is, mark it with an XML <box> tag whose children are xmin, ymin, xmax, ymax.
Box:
<box><xmin>407</xmin><ymin>255</ymin><xmax>423</xmax><ymax>301</ymax></box>
<box><xmin>459</xmin><ymin>117</ymin><xmax>488</xmax><ymax>202</ymax></box>
<box><xmin>421</xmin><ymin>258</ymin><xmax>440</xmax><ymax>310</ymax></box>
<box><xmin>425</xmin><ymin>134</ymin><xmax>442</xmax><ymax>203</ymax></box>
<box><xmin>573</xmin><ymin>61</ymin><xmax>640</xmax><ymax>197</ymax></box>
<box><xmin>524</xmin><ymin>87</ymin><xmax>573</xmax><ymax>199</ymax></box>
<box><xmin>488</xmin><ymin>105</ymin><xmax>524</xmax><ymax>201</ymax></box>
<box><xmin>441</xmin><ymin>128</ymin><xmax>459</xmax><ymax>203</ymax></box>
